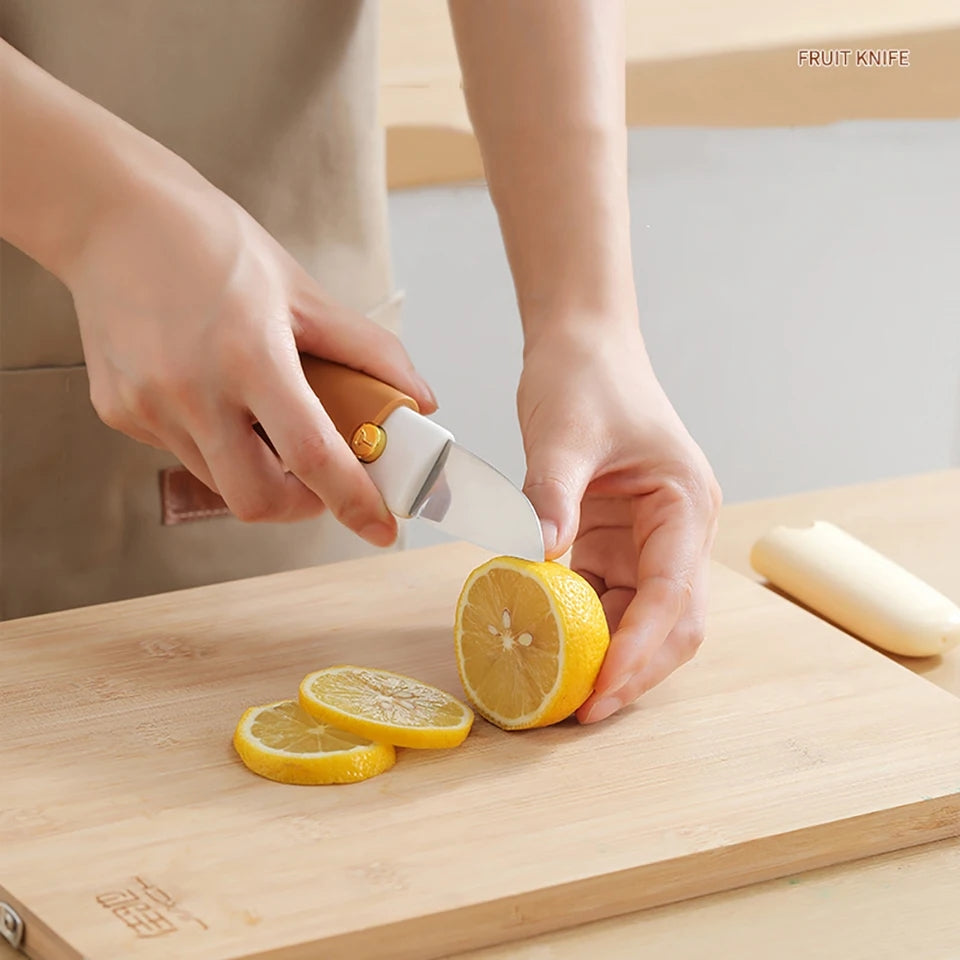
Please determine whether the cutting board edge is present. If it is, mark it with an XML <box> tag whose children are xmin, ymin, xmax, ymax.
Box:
<box><xmin>228</xmin><ymin>793</ymin><xmax>960</xmax><ymax>960</ymax></box>
<box><xmin>0</xmin><ymin>542</ymin><xmax>489</xmax><ymax>638</ymax></box>
<box><xmin>0</xmin><ymin>883</ymin><xmax>82</xmax><ymax>960</ymax></box>
<box><xmin>5</xmin><ymin>544</ymin><xmax>959</xmax><ymax>960</ymax></box>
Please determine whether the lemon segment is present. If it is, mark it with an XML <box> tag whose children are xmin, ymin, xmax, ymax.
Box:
<box><xmin>298</xmin><ymin>666</ymin><xmax>474</xmax><ymax>749</ymax></box>
<box><xmin>454</xmin><ymin>557</ymin><xmax>610</xmax><ymax>730</ymax></box>
<box><xmin>233</xmin><ymin>699</ymin><xmax>395</xmax><ymax>785</ymax></box>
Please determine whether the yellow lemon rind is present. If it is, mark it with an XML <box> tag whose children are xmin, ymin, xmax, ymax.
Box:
<box><xmin>298</xmin><ymin>666</ymin><xmax>475</xmax><ymax>750</ymax></box>
<box><xmin>454</xmin><ymin>557</ymin><xmax>609</xmax><ymax>731</ymax></box>
<box><xmin>233</xmin><ymin>702</ymin><xmax>396</xmax><ymax>785</ymax></box>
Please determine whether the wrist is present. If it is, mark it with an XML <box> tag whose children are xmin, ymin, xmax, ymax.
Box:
<box><xmin>58</xmin><ymin>135</ymin><xmax>219</xmax><ymax>287</ymax></box>
<box><xmin>520</xmin><ymin>294</ymin><xmax>645</xmax><ymax>362</ymax></box>
<box><xmin>0</xmin><ymin>43</ymin><xmax>209</xmax><ymax>283</ymax></box>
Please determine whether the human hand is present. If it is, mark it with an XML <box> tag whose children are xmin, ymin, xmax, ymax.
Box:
<box><xmin>517</xmin><ymin>327</ymin><xmax>721</xmax><ymax>723</ymax></box>
<box><xmin>62</xmin><ymin>161</ymin><xmax>435</xmax><ymax>545</ymax></box>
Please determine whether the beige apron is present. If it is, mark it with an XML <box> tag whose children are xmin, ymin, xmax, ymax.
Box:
<box><xmin>0</xmin><ymin>0</ymin><xmax>400</xmax><ymax>620</ymax></box>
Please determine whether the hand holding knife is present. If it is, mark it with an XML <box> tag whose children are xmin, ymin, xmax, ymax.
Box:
<box><xmin>298</xmin><ymin>357</ymin><xmax>545</xmax><ymax>561</ymax></box>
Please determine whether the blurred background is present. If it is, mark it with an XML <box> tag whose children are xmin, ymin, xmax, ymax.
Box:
<box><xmin>379</xmin><ymin>1</ymin><xmax>960</xmax><ymax>549</ymax></box>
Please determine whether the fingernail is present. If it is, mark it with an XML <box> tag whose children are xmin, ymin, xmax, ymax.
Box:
<box><xmin>582</xmin><ymin>696</ymin><xmax>621</xmax><ymax>724</ymax></box>
<box><xmin>540</xmin><ymin>520</ymin><xmax>558</xmax><ymax>555</ymax></box>
<box><xmin>360</xmin><ymin>521</ymin><xmax>395</xmax><ymax>547</ymax></box>
<box><xmin>415</xmin><ymin>375</ymin><xmax>437</xmax><ymax>408</ymax></box>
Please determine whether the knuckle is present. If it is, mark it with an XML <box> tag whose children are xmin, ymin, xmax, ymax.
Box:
<box><xmin>89</xmin><ymin>387</ymin><xmax>128</xmax><ymax>432</ymax></box>
<box><xmin>229</xmin><ymin>487</ymin><xmax>278</xmax><ymax>523</ymax></box>
<box><xmin>169</xmin><ymin>382</ymin><xmax>208</xmax><ymax>423</ymax></box>
<box><xmin>332</xmin><ymin>489</ymin><xmax>378</xmax><ymax>531</ymax></box>
<box><xmin>675</xmin><ymin>625</ymin><xmax>705</xmax><ymax>665</ymax></box>
<box><xmin>673</xmin><ymin>576</ymin><xmax>696</xmax><ymax>611</ymax></box>
<box><xmin>659</xmin><ymin>473</ymin><xmax>696</xmax><ymax>509</ymax></box>
<box><xmin>117</xmin><ymin>381</ymin><xmax>158</xmax><ymax>426</ymax></box>
<box><xmin>285</xmin><ymin>429</ymin><xmax>335</xmax><ymax>476</ymax></box>
<box><xmin>152</xmin><ymin>366</ymin><xmax>198</xmax><ymax>409</ymax></box>
<box><xmin>124</xmin><ymin>364</ymin><xmax>204</xmax><ymax>424</ymax></box>
<box><xmin>650</xmin><ymin>573</ymin><xmax>695</xmax><ymax>615</ymax></box>
<box><xmin>672</xmin><ymin>462</ymin><xmax>723</xmax><ymax>520</ymax></box>
<box><xmin>217</xmin><ymin>334</ymin><xmax>258</xmax><ymax>379</ymax></box>
<box><xmin>217</xmin><ymin>314</ymin><xmax>283</xmax><ymax>376</ymax></box>
<box><xmin>705</xmin><ymin>473</ymin><xmax>723</xmax><ymax>514</ymax></box>
<box><xmin>524</xmin><ymin>474</ymin><xmax>573</xmax><ymax>499</ymax></box>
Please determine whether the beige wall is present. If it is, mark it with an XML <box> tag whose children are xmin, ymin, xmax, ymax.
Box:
<box><xmin>380</xmin><ymin>1</ymin><xmax>960</xmax><ymax>187</ymax></box>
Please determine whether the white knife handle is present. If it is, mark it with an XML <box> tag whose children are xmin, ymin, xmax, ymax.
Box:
<box><xmin>294</xmin><ymin>357</ymin><xmax>453</xmax><ymax>518</ymax></box>
<box><xmin>366</xmin><ymin>407</ymin><xmax>454</xmax><ymax>518</ymax></box>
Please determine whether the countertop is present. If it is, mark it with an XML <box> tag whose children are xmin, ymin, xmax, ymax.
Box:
<box><xmin>2</xmin><ymin>470</ymin><xmax>957</xmax><ymax>960</ymax></box>
<box><xmin>444</xmin><ymin>469</ymin><xmax>960</xmax><ymax>960</ymax></box>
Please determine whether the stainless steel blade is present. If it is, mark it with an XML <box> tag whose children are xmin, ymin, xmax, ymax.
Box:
<box><xmin>410</xmin><ymin>442</ymin><xmax>545</xmax><ymax>561</ymax></box>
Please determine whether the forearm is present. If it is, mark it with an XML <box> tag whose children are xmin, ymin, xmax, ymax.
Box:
<box><xmin>448</xmin><ymin>0</ymin><xmax>637</xmax><ymax>350</ymax></box>
<box><xmin>0</xmin><ymin>41</ymin><xmax>189</xmax><ymax>279</ymax></box>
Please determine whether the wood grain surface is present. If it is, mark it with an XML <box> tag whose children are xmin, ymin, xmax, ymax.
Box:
<box><xmin>2</xmin><ymin>544</ymin><xmax>959</xmax><ymax>960</ymax></box>
<box><xmin>444</xmin><ymin>471</ymin><xmax>960</xmax><ymax>959</ymax></box>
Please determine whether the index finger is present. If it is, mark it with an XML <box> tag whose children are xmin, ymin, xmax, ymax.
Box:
<box><xmin>249</xmin><ymin>365</ymin><xmax>397</xmax><ymax>547</ymax></box>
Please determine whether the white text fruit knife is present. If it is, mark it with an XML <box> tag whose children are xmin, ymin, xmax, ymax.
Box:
<box><xmin>300</xmin><ymin>357</ymin><xmax>545</xmax><ymax>561</ymax></box>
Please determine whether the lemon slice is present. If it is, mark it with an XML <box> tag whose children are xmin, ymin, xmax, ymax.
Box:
<box><xmin>298</xmin><ymin>666</ymin><xmax>474</xmax><ymax>749</ymax></box>
<box><xmin>454</xmin><ymin>557</ymin><xmax>610</xmax><ymax>730</ymax></box>
<box><xmin>233</xmin><ymin>699</ymin><xmax>395</xmax><ymax>785</ymax></box>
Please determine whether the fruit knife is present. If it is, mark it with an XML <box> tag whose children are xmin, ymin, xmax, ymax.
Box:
<box><xmin>300</xmin><ymin>357</ymin><xmax>545</xmax><ymax>561</ymax></box>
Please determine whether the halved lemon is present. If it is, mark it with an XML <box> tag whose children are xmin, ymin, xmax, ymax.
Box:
<box><xmin>454</xmin><ymin>557</ymin><xmax>610</xmax><ymax>730</ymax></box>
<box><xmin>233</xmin><ymin>699</ymin><xmax>395</xmax><ymax>785</ymax></box>
<box><xmin>299</xmin><ymin>666</ymin><xmax>474</xmax><ymax>749</ymax></box>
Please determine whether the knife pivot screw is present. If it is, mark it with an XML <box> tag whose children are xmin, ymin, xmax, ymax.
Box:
<box><xmin>351</xmin><ymin>422</ymin><xmax>387</xmax><ymax>463</ymax></box>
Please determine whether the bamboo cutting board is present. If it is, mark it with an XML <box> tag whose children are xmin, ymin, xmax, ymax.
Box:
<box><xmin>1</xmin><ymin>544</ymin><xmax>959</xmax><ymax>960</ymax></box>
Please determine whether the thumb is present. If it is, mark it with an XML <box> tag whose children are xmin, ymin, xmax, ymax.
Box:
<box><xmin>522</xmin><ymin>445</ymin><xmax>594</xmax><ymax>559</ymax></box>
<box><xmin>291</xmin><ymin>282</ymin><xmax>438</xmax><ymax>415</ymax></box>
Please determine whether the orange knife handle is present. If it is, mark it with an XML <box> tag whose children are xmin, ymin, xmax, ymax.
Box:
<box><xmin>300</xmin><ymin>357</ymin><xmax>419</xmax><ymax>458</ymax></box>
